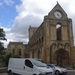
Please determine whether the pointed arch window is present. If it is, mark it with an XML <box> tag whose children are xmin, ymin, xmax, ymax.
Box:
<box><xmin>19</xmin><ymin>49</ymin><xmax>21</xmax><ymax>56</ymax></box>
<box><xmin>13</xmin><ymin>49</ymin><xmax>15</xmax><ymax>54</ymax></box>
<box><xmin>56</xmin><ymin>24</ymin><xmax>62</xmax><ymax>41</ymax></box>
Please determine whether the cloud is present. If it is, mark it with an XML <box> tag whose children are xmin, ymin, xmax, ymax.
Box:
<box><xmin>0</xmin><ymin>2</ymin><xmax>3</xmax><ymax>6</ymax></box>
<box><xmin>3</xmin><ymin>0</ymin><xmax>15</xmax><ymax>6</ymax></box>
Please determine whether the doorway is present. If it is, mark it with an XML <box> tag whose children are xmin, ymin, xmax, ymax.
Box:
<box><xmin>55</xmin><ymin>49</ymin><xmax>69</xmax><ymax>67</ymax></box>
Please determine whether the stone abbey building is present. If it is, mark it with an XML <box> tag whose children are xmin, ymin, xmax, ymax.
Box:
<box><xmin>7</xmin><ymin>3</ymin><xmax>75</xmax><ymax>66</ymax></box>
<box><xmin>29</xmin><ymin>3</ymin><xmax>75</xmax><ymax>66</ymax></box>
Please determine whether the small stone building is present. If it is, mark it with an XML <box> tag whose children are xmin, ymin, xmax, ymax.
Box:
<box><xmin>7</xmin><ymin>42</ymin><xmax>29</xmax><ymax>58</ymax></box>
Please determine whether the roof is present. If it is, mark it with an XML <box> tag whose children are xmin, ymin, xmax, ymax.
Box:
<box><xmin>9</xmin><ymin>42</ymin><xmax>23</xmax><ymax>45</ymax></box>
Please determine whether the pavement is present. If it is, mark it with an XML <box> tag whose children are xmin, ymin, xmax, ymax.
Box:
<box><xmin>0</xmin><ymin>70</ymin><xmax>75</xmax><ymax>75</ymax></box>
<box><xmin>0</xmin><ymin>73</ymin><xmax>8</xmax><ymax>75</ymax></box>
<box><xmin>67</xmin><ymin>70</ymin><xmax>75</xmax><ymax>72</ymax></box>
<box><xmin>0</xmin><ymin>67</ymin><xmax>7</xmax><ymax>73</ymax></box>
<box><xmin>0</xmin><ymin>67</ymin><xmax>75</xmax><ymax>74</ymax></box>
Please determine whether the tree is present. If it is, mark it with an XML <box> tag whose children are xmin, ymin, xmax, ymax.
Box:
<box><xmin>0</xmin><ymin>28</ymin><xmax>6</xmax><ymax>40</ymax></box>
<box><xmin>0</xmin><ymin>42</ymin><xmax>4</xmax><ymax>54</ymax></box>
<box><xmin>0</xmin><ymin>28</ymin><xmax>6</xmax><ymax>55</ymax></box>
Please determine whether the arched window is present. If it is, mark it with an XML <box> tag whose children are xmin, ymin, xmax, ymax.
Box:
<box><xmin>56</xmin><ymin>24</ymin><xmax>62</xmax><ymax>41</ymax></box>
<box><xmin>41</xmin><ymin>36</ymin><xmax>43</xmax><ymax>41</ymax></box>
<box><xmin>19</xmin><ymin>49</ymin><xmax>21</xmax><ymax>56</ymax></box>
<box><xmin>13</xmin><ymin>49</ymin><xmax>15</xmax><ymax>54</ymax></box>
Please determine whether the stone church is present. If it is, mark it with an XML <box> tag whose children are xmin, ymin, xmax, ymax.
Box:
<box><xmin>7</xmin><ymin>3</ymin><xmax>75</xmax><ymax>67</ymax></box>
<box><xmin>29</xmin><ymin>3</ymin><xmax>75</xmax><ymax>67</ymax></box>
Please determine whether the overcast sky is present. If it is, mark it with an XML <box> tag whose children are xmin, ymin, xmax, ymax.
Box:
<box><xmin>0</xmin><ymin>0</ymin><xmax>75</xmax><ymax>48</ymax></box>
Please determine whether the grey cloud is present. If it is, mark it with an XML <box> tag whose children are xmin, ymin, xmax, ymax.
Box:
<box><xmin>34</xmin><ymin>8</ymin><xmax>46</xmax><ymax>15</ymax></box>
<box><xmin>16</xmin><ymin>5</ymin><xmax>26</xmax><ymax>13</ymax></box>
<box><xmin>11</xmin><ymin>33</ymin><xmax>28</xmax><ymax>43</ymax></box>
<box><xmin>7</xmin><ymin>14</ymin><xmax>43</xmax><ymax>44</ymax></box>
<box><xmin>11</xmin><ymin>14</ymin><xmax>42</xmax><ymax>34</ymax></box>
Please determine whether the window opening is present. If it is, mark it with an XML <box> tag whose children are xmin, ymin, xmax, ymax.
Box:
<box><xmin>19</xmin><ymin>49</ymin><xmax>21</xmax><ymax>56</ymax></box>
<box><xmin>56</xmin><ymin>24</ymin><xmax>62</xmax><ymax>41</ymax></box>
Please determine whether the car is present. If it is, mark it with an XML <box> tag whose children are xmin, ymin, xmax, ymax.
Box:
<box><xmin>47</xmin><ymin>64</ymin><xmax>67</xmax><ymax>75</ymax></box>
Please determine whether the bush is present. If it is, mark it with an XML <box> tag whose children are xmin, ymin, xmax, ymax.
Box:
<box><xmin>3</xmin><ymin>53</ymin><xmax>21</xmax><ymax>66</ymax></box>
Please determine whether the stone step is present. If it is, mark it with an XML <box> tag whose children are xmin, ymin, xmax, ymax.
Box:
<box><xmin>0</xmin><ymin>67</ymin><xmax>7</xmax><ymax>73</ymax></box>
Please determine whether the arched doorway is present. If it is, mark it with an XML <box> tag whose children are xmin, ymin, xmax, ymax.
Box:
<box><xmin>54</xmin><ymin>49</ymin><xmax>69</xmax><ymax>67</ymax></box>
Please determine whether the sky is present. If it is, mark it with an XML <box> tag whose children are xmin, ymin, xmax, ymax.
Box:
<box><xmin>0</xmin><ymin>0</ymin><xmax>75</xmax><ymax>48</ymax></box>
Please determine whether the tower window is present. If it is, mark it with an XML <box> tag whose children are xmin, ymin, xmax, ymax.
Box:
<box><xmin>56</xmin><ymin>24</ymin><xmax>62</xmax><ymax>41</ymax></box>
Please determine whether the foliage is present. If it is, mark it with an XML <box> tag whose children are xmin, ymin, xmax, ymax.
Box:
<box><xmin>0</xmin><ymin>42</ymin><xmax>5</xmax><ymax>54</ymax></box>
<box><xmin>0</xmin><ymin>28</ymin><xmax>6</xmax><ymax>40</ymax></box>
<box><xmin>72</xmin><ymin>63</ymin><xmax>75</xmax><ymax>69</ymax></box>
<box><xmin>3</xmin><ymin>53</ymin><xmax>21</xmax><ymax>66</ymax></box>
<box><xmin>0</xmin><ymin>28</ymin><xmax>7</xmax><ymax>55</ymax></box>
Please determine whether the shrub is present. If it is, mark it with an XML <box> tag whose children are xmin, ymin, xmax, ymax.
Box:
<box><xmin>3</xmin><ymin>53</ymin><xmax>21</xmax><ymax>66</ymax></box>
